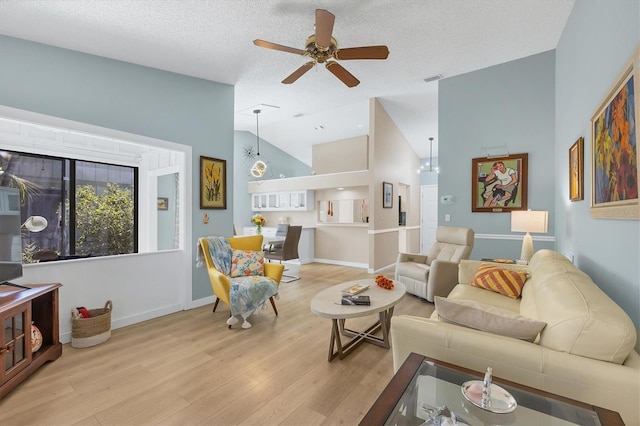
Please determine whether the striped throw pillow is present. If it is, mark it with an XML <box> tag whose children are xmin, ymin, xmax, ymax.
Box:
<box><xmin>470</xmin><ymin>263</ymin><xmax>529</xmax><ymax>298</ymax></box>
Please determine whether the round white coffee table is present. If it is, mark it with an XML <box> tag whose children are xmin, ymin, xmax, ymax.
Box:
<box><xmin>310</xmin><ymin>279</ymin><xmax>406</xmax><ymax>361</ymax></box>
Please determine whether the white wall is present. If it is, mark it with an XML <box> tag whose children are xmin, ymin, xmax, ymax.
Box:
<box><xmin>15</xmin><ymin>250</ymin><xmax>210</xmax><ymax>343</ymax></box>
<box><xmin>369</xmin><ymin>98</ymin><xmax>421</xmax><ymax>271</ymax></box>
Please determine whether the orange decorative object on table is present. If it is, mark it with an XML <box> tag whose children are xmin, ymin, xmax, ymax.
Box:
<box><xmin>375</xmin><ymin>274</ymin><xmax>394</xmax><ymax>290</ymax></box>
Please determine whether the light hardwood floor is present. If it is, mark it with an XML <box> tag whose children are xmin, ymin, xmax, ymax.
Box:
<box><xmin>0</xmin><ymin>263</ymin><xmax>434</xmax><ymax>426</ymax></box>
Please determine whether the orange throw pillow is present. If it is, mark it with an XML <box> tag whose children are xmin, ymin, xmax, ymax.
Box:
<box><xmin>470</xmin><ymin>263</ymin><xmax>529</xmax><ymax>298</ymax></box>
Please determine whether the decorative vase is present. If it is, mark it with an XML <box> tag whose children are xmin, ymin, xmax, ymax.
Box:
<box><xmin>31</xmin><ymin>322</ymin><xmax>43</xmax><ymax>352</ymax></box>
<box><xmin>256</xmin><ymin>224</ymin><xmax>262</xmax><ymax>234</ymax></box>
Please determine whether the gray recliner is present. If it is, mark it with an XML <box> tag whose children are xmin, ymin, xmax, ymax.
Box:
<box><xmin>395</xmin><ymin>226</ymin><xmax>474</xmax><ymax>302</ymax></box>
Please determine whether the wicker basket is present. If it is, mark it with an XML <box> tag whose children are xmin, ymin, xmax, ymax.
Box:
<box><xmin>71</xmin><ymin>300</ymin><xmax>112</xmax><ymax>348</ymax></box>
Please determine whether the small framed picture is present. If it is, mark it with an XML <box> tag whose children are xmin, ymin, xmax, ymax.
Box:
<box><xmin>383</xmin><ymin>181</ymin><xmax>393</xmax><ymax>208</ymax></box>
<box><xmin>200</xmin><ymin>156</ymin><xmax>227</xmax><ymax>209</ymax></box>
<box><xmin>157</xmin><ymin>197</ymin><xmax>168</xmax><ymax>210</ymax></box>
<box><xmin>569</xmin><ymin>137</ymin><xmax>584</xmax><ymax>202</ymax></box>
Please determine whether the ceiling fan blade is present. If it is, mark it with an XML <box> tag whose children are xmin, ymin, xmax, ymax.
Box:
<box><xmin>325</xmin><ymin>62</ymin><xmax>360</xmax><ymax>87</ymax></box>
<box><xmin>253</xmin><ymin>39</ymin><xmax>306</xmax><ymax>55</ymax></box>
<box><xmin>282</xmin><ymin>61</ymin><xmax>315</xmax><ymax>84</ymax></box>
<box><xmin>315</xmin><ymin>9</ymin><xmax>335</xmax><ymax>49</ymax></box>
<box><xmin>335</xmin><ymin>46</ymin><xmax>390</xmax><ymax>60</ymax></box>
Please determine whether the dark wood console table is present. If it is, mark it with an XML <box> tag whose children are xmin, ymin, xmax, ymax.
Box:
<box><xmin>0</xmin><ymin>283</ymin><xmax>62</xmax><ymax>398</ymax></box>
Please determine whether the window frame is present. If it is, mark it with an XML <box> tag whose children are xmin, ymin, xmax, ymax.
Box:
<box><xmin>1</xmin><ymin>149</ymin><xmax>139</xmax><ymax>260</ymax></box>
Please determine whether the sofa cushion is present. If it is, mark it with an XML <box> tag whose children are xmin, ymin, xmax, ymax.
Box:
<box><xmin>521</xmin><ymin>249</ymin><xmax>637</xmax><ymax>364</ymax></box>
<box><xmin>230</xmin><ymin>249</ymin><xmax>265</xmax><ymax>277</ymax></box>
<box><xmin>447</xmin><ymin>283</ymin><xmax>522</xmax><ymax>313</ymax></box>
<box><xmin>470</xmin><ymin>263</ymin><xmax>529</xmax><ymax>298</ymax></box>
<box><xmin>434</xmin><ymin>297</ymin><xmax>546</xmax><ymax>342</ymax></box>
<box><xmin>458</xmin><ymin>260</ymin><xmax>529</xmax><ymax>285</ymax></box>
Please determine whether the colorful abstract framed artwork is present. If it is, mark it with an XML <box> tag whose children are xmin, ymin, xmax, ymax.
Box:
<box><xmin>590</xmin><ymin>48</ymin><xmax>639</xmax><ymax>220</ymax></box>
<box><xmin>569</xmin><ymin>137</ymin><xmax>584</xmax><ymax>202</ymax></box>
<box><xmin>471</xmin><ymin>153</ymin><xmax>528</xmax><ymax>213</ymax></box>
<box><xmin>200</xmin><ymin>156</ymin><xmax>227</xmax><ymax>209</ymax></box>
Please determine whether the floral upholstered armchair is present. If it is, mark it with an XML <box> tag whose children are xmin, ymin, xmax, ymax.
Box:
<box><xmin>197</xmin><ymin>235</ymin><xmax>284</xmax><ymax>329</ymax></box>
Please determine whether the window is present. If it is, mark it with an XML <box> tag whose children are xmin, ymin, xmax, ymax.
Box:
<box><xmin>0</xmin><ymin>150</ymin><xmax>138</xmax><ymax>262</ymax></box>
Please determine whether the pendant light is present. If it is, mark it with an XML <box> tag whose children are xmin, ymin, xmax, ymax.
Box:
<box><xmin>427</xmin><ymin>137</ymin><xmax>439</xmax><ymax>173</ymax></box>
<box><xmin>251</xmin><ymin>109</ymin><xmax>267</xmax><ymax>178</ymax></box>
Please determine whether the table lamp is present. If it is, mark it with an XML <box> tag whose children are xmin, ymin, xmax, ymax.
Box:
<box><xmin>511</xmin><ymin>210</ymin><xmax>548</xmax><ymax>263</ymax></box>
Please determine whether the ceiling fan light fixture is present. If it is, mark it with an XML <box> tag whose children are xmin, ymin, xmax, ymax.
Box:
<box><xmin>254</xmin><ymin>8</ymin><xmax>388</xmax><ymax>87</ymax></box>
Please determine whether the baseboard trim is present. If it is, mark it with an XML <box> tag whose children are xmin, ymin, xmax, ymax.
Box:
<box><xmin>313</xmin><ymin>258</ymin><xmax>368</xmax><ymax>269</ymax></box>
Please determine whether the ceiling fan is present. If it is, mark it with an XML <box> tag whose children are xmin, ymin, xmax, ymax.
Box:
<box><xmin>253</xmin><ymin>9</ymin><xmax>389</xmax><ymax>87</ymax></box>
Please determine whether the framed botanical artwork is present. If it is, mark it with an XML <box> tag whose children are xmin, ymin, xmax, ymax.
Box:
<box><xmin>569</xmin><ymin>137</ymin><xmax>584</xmax><ymax>202</ymax></box>
<box><xmin>590</xmin><ymin>48</ymin><xmax>639</xmax><ymax>220</ymax></box>
<box><xmin>200</xmin><ymin>156</ymin><xmax>227</xmax><ymax>209</ymax></box>
<box><xmin>157</xmin><ymin>197</ymin><xmax>169</xmax><ymax>210</ymax></box>
<box><xmin>383</xmin><ymin>181</ymin><xmax>393</xmax><ymax>208</ymax></box>
<box><xmin>471</xmin><ymin>153</ymin><xmax>528</xmax><ymax>213</ymax></box>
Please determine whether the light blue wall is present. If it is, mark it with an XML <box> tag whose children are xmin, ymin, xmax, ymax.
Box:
<box><xmin>439</xmin><ymin>51</ymin><xmax>556</xmax><ymax>260</ymax></box>
<box><xmin>555</xmin><ymin>0</ymin><xmax>640</xmax><ymax>327</ymax></box>
<box><xmin>0</xmin><ymin>35</ymin><xmax>234</xmax><ymax>301</ymax></box>
<box><xmin>233</xmin><ymin>130</ymin><xmax>311</xmax><ymax>229</ymax></box>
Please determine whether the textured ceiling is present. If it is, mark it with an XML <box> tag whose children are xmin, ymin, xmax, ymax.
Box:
<box><xmin>0</xmin><ymin>0</ymin><xmax>575</xmax><ymax>165</ymax></box>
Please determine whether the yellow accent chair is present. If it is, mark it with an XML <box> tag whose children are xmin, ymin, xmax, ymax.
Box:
<box><xmin>198</xmin><ymin>235</ymin><xmax>284</xmax><ymax>328</ymax></box>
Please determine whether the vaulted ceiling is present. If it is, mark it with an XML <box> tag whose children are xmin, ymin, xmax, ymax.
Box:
<box><xmin>0</xmin><ymin>0</ymin><xmax>575</xmax><ymax>165</ymax></box>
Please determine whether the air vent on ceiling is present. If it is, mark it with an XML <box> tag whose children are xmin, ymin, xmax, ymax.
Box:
<box><xmin>423</xmin><ymin>74</ymin><xmax>443</xmax><ymax>83</ymax></box>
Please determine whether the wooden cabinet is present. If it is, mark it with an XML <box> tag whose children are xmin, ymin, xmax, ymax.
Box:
<box><xmin>1</xmin><ymin>283</ymin><xmax>62</xmax><ymax>398</ymax></box>
<box><xmin>252</xmin><ymin>190</ymin><xmax>314</xmax><ymax>211</ymax></box>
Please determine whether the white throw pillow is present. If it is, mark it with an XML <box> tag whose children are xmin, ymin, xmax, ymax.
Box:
<box><xmin>434</xmin><ymin>296</ymin><xmax>546</xmax><ymax>342</ymax></box>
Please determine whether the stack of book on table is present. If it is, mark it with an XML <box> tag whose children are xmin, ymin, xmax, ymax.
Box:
<box><xmin>341</xmin><ymin>295</ymin><xmax>371</xmax><ymax>305</ymax></box>
<box><xmin>341</xmin><ymin>283</ymin><xmax>370</xmax><ymax>305</ymax></box>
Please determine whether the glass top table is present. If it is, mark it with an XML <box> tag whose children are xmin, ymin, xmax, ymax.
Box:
<box><xmin>361</xmin><ymin>353</ymin><xmax>623</xmax><ymax>426</ymax></box>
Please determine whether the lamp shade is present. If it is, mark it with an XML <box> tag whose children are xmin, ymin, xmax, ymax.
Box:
<box><xmin>22</xmin><ymin>215</ymin><xmax>48</xmax><ymax>233</ymax></box>
<box><xmin>511</xmin><ymin>210</ymin><xmax>548</xmax><ymax>233</ymax></box>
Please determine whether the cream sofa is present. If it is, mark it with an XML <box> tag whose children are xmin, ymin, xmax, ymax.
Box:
<box><xmin>391</xmin><ymin>249</ymin><xmax>640</xmax><ymax>424</ymax></box>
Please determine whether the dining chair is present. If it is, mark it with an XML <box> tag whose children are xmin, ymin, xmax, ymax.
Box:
<box><xmin>265</xmin><ymin>225</ymin><xmax>302</xmax><ymax>280</ymax></box>
<box><xmin>264</xmin><ymin>223</ymin><xmax>289</xmax><ymax>252</ymax></box>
